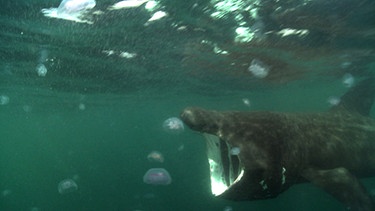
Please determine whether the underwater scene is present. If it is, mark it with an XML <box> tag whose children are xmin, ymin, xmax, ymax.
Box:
<box><xmin>1</xmin><ymin>0</ymin><xmax>375</xmax><ymax>210</ymax></box>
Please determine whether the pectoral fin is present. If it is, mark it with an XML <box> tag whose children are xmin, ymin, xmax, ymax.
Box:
<box><xmin>302</xmin><ymin>167</ymin><xmax>375</xmax><ymax>211</ymax></box>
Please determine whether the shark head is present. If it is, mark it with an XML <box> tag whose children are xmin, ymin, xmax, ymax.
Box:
<box><xmin>181</xmin><ymin>107</ymin><xmax>287</xmax><ymax>200</ymax></box>
<box><xmin>181</xmin><ymin>107</ymin><xmax>244</xmax><ymax>197</ymax></box>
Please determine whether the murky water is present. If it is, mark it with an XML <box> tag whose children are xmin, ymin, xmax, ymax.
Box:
<box><xmin>1</xmin><ymin>0</ymin><xmax>374</xmax><ymax>210</ymax></box>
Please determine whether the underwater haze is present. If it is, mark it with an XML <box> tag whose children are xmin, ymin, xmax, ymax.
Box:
<box><xmin>1</xmin><ymin>0</ymin><xmax>375</xmax><ymax>210</ymax></box>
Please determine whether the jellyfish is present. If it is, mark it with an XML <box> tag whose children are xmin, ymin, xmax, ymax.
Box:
<box><xmin>58</xmin><ymin>179</ymin><xmax>78</xmax><ymax>194</ymax></box>
<box><xmin>248</xmin><ymin>58</ymin><xmax>269</xmax><ymax>78</ymax></box>
<box><xmin>327</xmin><ymin>96</ymin><xmax>340</xmax><ymax>106</ymax></box>
<box><xmin>147</xmin><ymin>151</ymin><xmax>164</xmax><ymax>163</ymax></box>
<box><xmin>143</xmin><ymin>168</ymin><xmax>171</xmax><ymax>185</ymax></box>
<box><xmin>230</xmin><ymin>147</ymin><xmax>240</xmax><ymax>155</ymax></box>
<box><xmin>36</xmin><ymin>63</ymin><xmax>47</xmax><ymax>77</ymax></box>
<box><xmin>242</xmin><ymin>98</ymin><xmax>251</xmax><ymax>107</ymax></box>
<box><xmin>0</xmin><ymin>95</ymin><xmax>10</xmax><ymax>105</ymax></box>
<box><xmin>342</xmin><ymin>73</ymin><xmax>355</xmax><ymax>88</ymax></box>
<box><xmin>162</xmin><ymin>117</ymin><xmax>184</xmax><ymax>134</ymax></box>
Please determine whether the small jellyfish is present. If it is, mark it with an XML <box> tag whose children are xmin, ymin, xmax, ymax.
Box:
<box><xmin>0</xmin><ymin>95</ymin><xmax>10</xmax><ymax>105</ymax></box>
<box><xmin>177</xmin><ymin>144</ymin><xmax>184</xmax><ymax>151</ymax></box>
<box><xmin>162</xmin><ymin>117</ymin><xmax>184</xmax><ymax>134</ymax></box>
<box><xmin>57</xmin><ymin>0</ymin><xmax>96</xmax><ymax>14</ymax></box>
<box><xmin>230</xmin><ymin>147</ymin><xmax>240</xmax><ymax>155</ymax></box>
<box><xmin>342</xmin><ymin>73</ymin><xmax>355</xmax><ymax>88</ymax></box>
<box><xmin>340</xmin><ymin>61</ymin><xmax>352</xmax><ymax>69</ymax></box>
<box><xmin>147</xmin><ymin>151</ymin><xmax>164</xmax><ymax>163</ymax></box>
<box><xmin>143</xmin><ymin>192</ymin><xmax>156</xmax><ymax>199</ymax></box>
<box><xmin>223</xmin><ymin>206</ymin><xmax>233</xmax><ymax>211</ymax></box>
<box><xmin>248</xmin><ymin>58</ymin><xmax>269</xmax><ymax>78</ymax></box>
<box><xmin>78</xmin><ymin>103</ymin><xmax>86</xmax><ymax>110</ymax></box>
<box><xmin>36</xmin><ymin>63</ymin><xmax>47</xmax><ymax>77</ymax></box>
<box><xmin>58</xmin><ymin>179</ymin><xmax>78</xmax><ymax>194</ymax></box>
<box><xmin>1</xmin><ymin>189</ymin><xmax>12</xmax><ymax>197</ymax></box>
<box><xmin>242</xmin><ymin>98</ymin><xmax>251</xmax><ymax>107</ymax></box>
<box><xmin>39</xmin><ymin>48</ymin><xmax>49</xmax><ymax>64</ymax></box>
<box><xmin>327</xmin><ymin>96</ymin><xmax>340</xmax><ymax>106</ymax></box>
<box><xmin>23</xmin><ymin>105</ymin><xmax>32</xmax><ymax>112</ymax></box>
<box><xmin>143</xmin><ymin>168</ymin><xmax>172</xmax><ymax>185</ymax></box>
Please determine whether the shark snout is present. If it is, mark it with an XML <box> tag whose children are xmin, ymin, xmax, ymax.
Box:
<box><xmin>180</xmin><ymin>107</ymin><xmax>202</xmax><ymax>129</ymax></box>
<box><xmin>180</xmin><ymin>107</ymin><xmax>220</xmax><ymax>134</ymax></box>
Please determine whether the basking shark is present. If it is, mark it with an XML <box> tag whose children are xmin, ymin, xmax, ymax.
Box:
<box><xmin>180</xmin><ymin>78</ymin><xmax>375</xmax><ymax>211</ymax></box>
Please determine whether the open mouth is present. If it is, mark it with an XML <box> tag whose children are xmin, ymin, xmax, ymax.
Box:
<box><xmin>204</xmin><ymin>133</ymin><xmax>244</xmax><ymax>196</ymax></box>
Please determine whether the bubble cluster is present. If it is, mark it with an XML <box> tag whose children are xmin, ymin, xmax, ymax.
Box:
<box><xmin>162</xmin><ymin>117</ymin><xmax>184</xmax><ymax>134</ymax></box>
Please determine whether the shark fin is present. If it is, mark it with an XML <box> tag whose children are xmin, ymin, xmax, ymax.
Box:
<box><xmin>331</xmin><ymin>77</ymin><xmax>375</xmax><ymax>116</ymax></box>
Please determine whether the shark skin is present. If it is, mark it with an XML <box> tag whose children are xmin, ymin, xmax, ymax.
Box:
<box><xmin>180</xmin><ymin>78</ymin><xmax>375</xmax><ymax>211</ymax></box>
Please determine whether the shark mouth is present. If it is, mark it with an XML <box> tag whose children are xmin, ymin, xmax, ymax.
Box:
<box><xmin>204</xmin><ymin>133</ymin><xmax>244</xmax><ymax>196</ymax></box>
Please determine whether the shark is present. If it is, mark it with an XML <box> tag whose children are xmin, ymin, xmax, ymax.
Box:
<box><xmin>180</xmin><ymin>78</ymin><xmax>375</xmax><ymax>211</ymax></box>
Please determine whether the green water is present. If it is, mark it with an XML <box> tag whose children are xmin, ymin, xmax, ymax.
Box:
<box><xmin>1</xmin><ymin>0</ymin><xmax>375</xmax><ymax>210</ymax></box>
<box><xmin>0</xmin><ymin>83</ymin><xmax>355</xmax><ymax>210</ymax></box>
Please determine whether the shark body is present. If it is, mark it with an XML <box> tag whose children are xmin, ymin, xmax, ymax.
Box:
<box><xmin>180</xmin><ymin>78</ymin><xmax>375</xmax><ymax>211</ymax></box>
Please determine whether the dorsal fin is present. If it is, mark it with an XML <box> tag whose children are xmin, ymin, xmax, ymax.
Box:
<box><xmin>331</xmin><ymin>77</ymin><xmax>375</xmax><ymax>116</ymax></box>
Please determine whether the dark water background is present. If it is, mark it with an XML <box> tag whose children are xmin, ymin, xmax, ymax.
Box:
<box><xmin>1</xmin><ymin>0</ymin><xmax>375</xmax><ymax>210</ymax></box>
